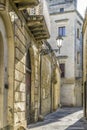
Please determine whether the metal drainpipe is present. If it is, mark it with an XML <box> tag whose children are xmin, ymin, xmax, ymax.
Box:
<box><xmin>82</xmin><ymin>31</ymin><xmax>84</xmax><ymax>107</ymax></box>
<box><xmin>39</xmin><ymin>54</ymin><xmax>42</xmax><ymax>115</ymax></box>
<box><xmin>84</xmin><ymin>81</ymin><xmax>86</xmax><ymax>117</ymax></box>
<box><xmin>50</xmin><ymin>53</ymin><xmax>53</xmax><ymax>112</ymax></box>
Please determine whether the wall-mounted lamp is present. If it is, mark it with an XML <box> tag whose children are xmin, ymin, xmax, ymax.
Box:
<box><xmin>56</xmin><ymin>35</ymin><xmax>63</xmax><ymax>54</ymax></box>
<box><xmin>40</xmin><ymin>36</ymin><xmax>63</xmax><ymax>55</ymax></box>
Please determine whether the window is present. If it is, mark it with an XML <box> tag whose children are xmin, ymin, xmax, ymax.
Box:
<box><xmin>60</xmin><ymin>8</ymin><xmax>64</xmax><ymax>12</ymax></box>
<box><xmin>58</xmin><ymin>26</ymin><xmax>66</xmax><ymax>36</ymax></box>
<box><xmin>60</xmin><ymin>63</ymin><xmax>65</xmax><ymax>78</ymax></box>
<box><xmin>77</xmin><ymin>28</ymin><xmax>80</xmax><ymax>39</ymax></box>
<box><xmin>77</xmin><ymin>52</ymin><xmax>80</xmax><ymax>64</ymax></box>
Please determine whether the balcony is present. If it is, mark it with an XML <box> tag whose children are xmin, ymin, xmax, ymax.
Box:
<box><xmin>0</xmin><ymin>0</ymin><xmax>6</xmax><ymax>10</ymax></box>
<box><xmin>27</xmin><ymin>15</ymin><xmax>50</xmax><ymax>41</ymax></box>
<box><xmin>13</xmin><ymin>0</ymin><xmax>39</xmax><ymax>10</ymax></box>
<box><xmin>26</xmin><ymin>0</ymin><xmax>50</xmax><ymax>41</ymax></box>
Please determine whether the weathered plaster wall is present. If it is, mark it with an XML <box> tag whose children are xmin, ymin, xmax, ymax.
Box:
<box><xmin>40</xmin><ymin>55</ymin><xmax>52</xmax><ymax>115</ymax></box>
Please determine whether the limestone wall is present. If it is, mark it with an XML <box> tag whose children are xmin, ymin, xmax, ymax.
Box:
<box><xmin>13</xmin><ymin>16</ymin><xmax>41</xmax><ymax>128</ymax></box>
<box><xmin>47</xmin><ymin>0</ymin><xmax>77</xmax><ymax>14</ymax></box>
<box><xmin>48</xmin><ymin>6</ymin><xmax>83</xmax><ymax>106</ymax></box>
<box><xmin>83</xmin><ymin>12</ymin><xmax>87</xmax><ymax>117</ymax></box>
<box><xmin>49</xmin><ymin>12</ymin><xmax>76</xmax><ymax>78</ymax></box>
<box><xmin>14</xmin><ymin>18</ymin><xmax>27</xmax><ymax>129</ymax></box>
<box><xmin>0</xmin><ymin>1</ymin><xmax>61</xmax><ymax>130</ymax></box>
<box><xmin>0</xmin><ymin>15</ymin><xmax>9</xmax><ymax>129</ymax></box>
<box><xmin>53</xmin><ymin>65</ymin><xmax>60</xmax><ymax>110</ymax></box>
<box><xmin>40</xmin><ymin>55</ymin><xmax>52</xmax><ymax>115</ymax></box>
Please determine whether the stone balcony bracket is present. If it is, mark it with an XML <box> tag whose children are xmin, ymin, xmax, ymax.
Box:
<box><xmin>0</xmin><ymin>1</ymin><xmax>6</xmax><ymax>11</ymax></box>
<box><xmin>27</xmin><ymin>15</ymin><xmax>50</xmax><ymax>41</ymax></box>
<box><xmin>13</xmin><ymin>0</ymin><xmax>39</xmax><ymax>10</ymax></box>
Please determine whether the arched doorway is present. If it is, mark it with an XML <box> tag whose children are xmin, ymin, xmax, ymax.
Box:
<box><xmin>26</xmin><ymin>49</ymin><xmax>31</xmax><ymax>125</ymax></box>
<box><xmin>0</xmin><ymin>30</ymin><xmax>8</xmax><ymax>129</ymax></box>
<box><xmin>0</xmin><ymin>12</ymin><xmax>14</xmax><ymax>129</ymax></box>
<box><xmin>0</xmin><ymin>32</ymin><xmax>4</xmax><ymax>128</ymax></box>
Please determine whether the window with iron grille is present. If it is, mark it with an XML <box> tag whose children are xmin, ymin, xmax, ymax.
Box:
<box><xmin>60</xmin><ymin>63</ymin><xmax>65</xmax><ymax>78</ymax></box>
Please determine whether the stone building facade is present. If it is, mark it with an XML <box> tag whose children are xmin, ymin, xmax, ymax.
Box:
<box><xmin>47</xmin><ymin>0</ymin><xmax>83</xmax><ymax>107</ymax></box>
<box><xmin>83</xmin><ymin>9</ymin><xmax>87</xmax><ymax>118</ymax></box>
<box><xmin>0</xmin><ymin>0</ymin><xmax>60</xmax><ymax>130</ymax></box>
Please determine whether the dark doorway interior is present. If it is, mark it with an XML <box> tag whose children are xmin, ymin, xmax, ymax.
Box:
<box><xmin>26</xmin><ymin>50</ymin><xmax>31</xmax><ymax>125</ymax></box>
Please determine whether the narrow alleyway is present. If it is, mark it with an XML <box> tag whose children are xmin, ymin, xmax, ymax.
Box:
<box><xmin>27</xmin><ymin>107</ymin><xmax>87</xmax><ymax>130</ymax></box>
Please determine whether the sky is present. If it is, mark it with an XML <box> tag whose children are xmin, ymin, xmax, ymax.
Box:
<box><xmin>77</xmin><ymin>0</ymin><xmax>87</xmax><ymax>17</ymax></box>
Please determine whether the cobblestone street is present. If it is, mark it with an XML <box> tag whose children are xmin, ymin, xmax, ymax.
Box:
<box><xmin>27</xmin><ymin>107</ymin><xmax>87</xmax><ymax>130</ymax></box>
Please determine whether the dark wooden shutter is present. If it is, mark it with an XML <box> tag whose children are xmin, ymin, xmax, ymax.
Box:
<box><xmin>60</xmin><ymin>63</ymin><xmax>65</xmax><ymax>78</ymax></box>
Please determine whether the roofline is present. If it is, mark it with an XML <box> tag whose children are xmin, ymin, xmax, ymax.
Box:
<box><xmin>50</xmin><ymin>10</ymin><xmax>83</xmax><ymax>21</ymax></box>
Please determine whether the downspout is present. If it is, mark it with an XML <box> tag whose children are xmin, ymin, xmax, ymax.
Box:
<box><xmin>39</xmin><ymin>53</ymin><xmax>42</xmax><ymax>115</ymax></box>
<box><xmin>50</xmin><ymin>53</ymin><xmax>53</xmax><ymax>112</ymax></box>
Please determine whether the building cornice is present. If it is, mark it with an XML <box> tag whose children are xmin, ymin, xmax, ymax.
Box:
<box><xmin>50</xmin><ymin>10</ymin><xmax>83</xmax><ymax>21</ymax></box>
<box><xmin>55</xmin><ymin>18</ymin><xmax>69</xmax><ymax>23</ymax></box>
<box><xmin>57</xmin><ymin>55</ymin><xmax>68</xmax><ymax>59</ymax></box>
<box><xmin>76</xmin><ymin>10</ymin><xmax>83</xmax><ymax>21</ymax></box>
